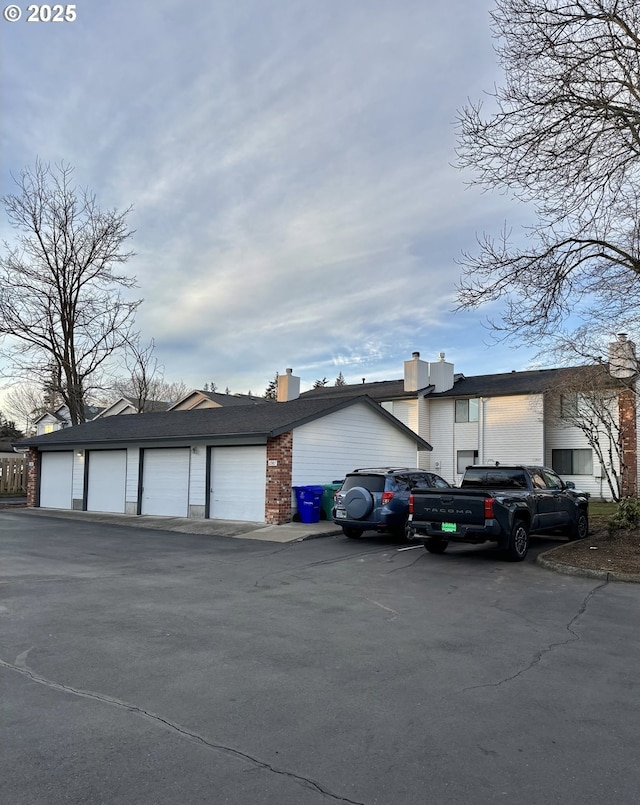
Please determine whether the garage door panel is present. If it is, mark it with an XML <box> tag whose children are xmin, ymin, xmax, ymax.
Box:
<box><xmin>210</xmin><ymin>446</ymin><xmax>266</xmax><ymax>522</ymax></box>
<box><xmin>40</xmin><ymin>452</ymin><xmax>73</xmax><ymax>509</ymax></box>
<box><xmin>87</xmin><ymin>450</ymin><xmax>126</xmax><ymax>513</ymax></box>
<box><xmin>141</xmin><ymin>448</ymin><xmax>190</xmax><ymax>517</ymax></box>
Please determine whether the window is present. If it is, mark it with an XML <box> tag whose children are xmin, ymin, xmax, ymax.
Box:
<box><xmin>455</xmin><ymin>399</ymin><xmax>479</xmax><ymax>423</ymax></box>
<box><xmin>542</xmin><ymin>469</ymin><xmax>564</xmax><ymax>489</ymax></box>
<box><xmin>559</xmin><ymin>394</ymin><xmax>579</xmax><ymax>419</ymax></box>
<box><xmin>43</xmin><ymin>424</ymin><xmax>54</xmax><ymax>434</ymax></box>
<box><xmin>457</xmin><ymin>449</ymin><xmax>479</xmax><ymax>474</ymax></box>
<box><xmin>342</xmin><ymin>475</ymin><xmax>385</xmax><ymax>493</ymax></box>
<box><xmin>551</xmin><ymin>449</ymin><xmax>593</xmax><ymax>475</ymax></box>
<box><xmin>461</xmin><ymin>468</ymin><xmax>527</xmax><ymax>488</ymax></box>
<box><xmin>531</xmin><ymin>471</ymin><xmax>547</xmax><ymax>489</ymax></box>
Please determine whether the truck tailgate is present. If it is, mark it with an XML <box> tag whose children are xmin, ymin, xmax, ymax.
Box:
<box><xmin>411</xmin><ymin>489</ymin><xmax>489</xmax><ymax>526</ymax></box>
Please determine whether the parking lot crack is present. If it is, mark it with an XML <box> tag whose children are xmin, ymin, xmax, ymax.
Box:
<box><xmin>252</xmin><ymin>547</ymin><xmax>389</xmax><ymax>588</ymax></box>
<box><xmin>383</xmin><ymin>552</ymin><xmax>425</xmax><ymax>574</ymax></box>
<box><xmin>0</xmin><ymin>653</ymin><xmax>367</xmax><ymax>805</ymax></box>
<box><xmin>462</xmin><ymin>579</ymin><xmax>609</xmax><ymax>693</ymax></box>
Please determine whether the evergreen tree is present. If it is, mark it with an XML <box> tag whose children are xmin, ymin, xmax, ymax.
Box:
<box><xmin>264</xmin><ymin>373</ymin><xmax>279</xmax><ymax>400</ymax></box>
<box><xmin>0</xmin><ymin>411</ymin><xmax>24</xmax><ymax>439</ymax></box>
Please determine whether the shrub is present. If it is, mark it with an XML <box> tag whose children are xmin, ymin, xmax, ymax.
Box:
<box><xmin>608</xmin><ymin>497</ymin><xmax>640</xmax><ymax>536</ymax></box>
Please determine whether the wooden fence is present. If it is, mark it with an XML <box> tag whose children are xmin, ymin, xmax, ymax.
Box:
<box><xmin>0</xmin><ymin>456</ymin><xmax>27</xmax><ymax>495</ymax></box>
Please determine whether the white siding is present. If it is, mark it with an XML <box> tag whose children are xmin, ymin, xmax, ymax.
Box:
<box><xmin>483</xmin><ymin>395</ymin><xmax>544</xmax><ymax>466</ymax></box>
<box><xmin>426</xmin><ymin>400</ymin><xmax>456</xmax><ymax>483</ymax></box>
<box><xmin>389</xmin><ymin>400</ymin><xmax>417</xmax><ymax>432</ymax></box>
<box><xmin>125</xmin><ymin>447</ymin><xmax>140</xmax><ymax>507</ymax></box>
<box><xmin>545</xmin><ymin>394</ymin><xmax>619</xmax><ymax>500</ymax></box>
<box><xmin>36</xmin><ymin>413</ymin><xmax>63</xmax><ymax>436</ymax></box>
<box><xmin>189</xmin><ymin>446</ymin><xmax>208</xmax><ymax>507</ymax></box>
<box><xmin>428</xmin><ymin>394</ymin><xmax>544</xmax><ymax>484</ymax></box>
<box><xmin>72</xmin><ymin>452</ymin><xmax>85</xmax><ymax>500</ymax></box>
<box><xmin>453</xmin><ymin>421</ymin><xmax>479</xmax><ymax>483</ymax></box>
<box><xmin>381</xmin><ymin>398</ymin><xmax>422</xmax><ymax>468</ymax></box>
<box><xmin>416</xmin><ymin>396</ymin><xmax>431</xmax><ymax>469</ymax></box>
<box><xmin>292</xmin><ymin>402</ymin><xmax>420</xmax><ymax>486</ymax></box>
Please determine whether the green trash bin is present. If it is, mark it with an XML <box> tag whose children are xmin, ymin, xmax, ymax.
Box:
<box><xmin>321</xmin><ymin>482</ymin><xmax>343</xmax><ymax>521</ymax></box>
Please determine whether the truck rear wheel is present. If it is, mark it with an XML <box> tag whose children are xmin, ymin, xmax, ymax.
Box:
<box><xmin>424</xmin><ymin>537</ymin><xmax>449</xmax><ymax>554</ymax></box>
<box><xmin>342</xmin><ymin>526</ymin><xmax>364</xmax><ymax>539</ymax></box>
<box><xmin>504</xmin><ymin>518</ymin><xmax>529</xmax><ymax>562</ymax></box>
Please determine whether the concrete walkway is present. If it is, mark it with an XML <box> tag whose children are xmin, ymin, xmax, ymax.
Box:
<box><xmin>6</xmin><ymin>506</ymin><xmax>343</xmax><ymax>543</ymax></box>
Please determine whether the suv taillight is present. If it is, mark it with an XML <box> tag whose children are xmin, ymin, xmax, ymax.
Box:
<box><xmin>484</xmin><ymin>497</ymin><xmax>495</xmax><ymax>519</ymax></box>
<box><xmin>382</xmin><ymin>491</ymin><xmax>394</xmax><ymax>506</ymax></box>
<box><xmin>409</xmin><ymin>494</ymin><xmax>414</xmax><ymax>514</ymax></box>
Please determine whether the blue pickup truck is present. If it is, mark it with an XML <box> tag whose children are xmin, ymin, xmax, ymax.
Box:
<box><xmin>408</xmin><ymin>465</ymin><xmax>589</xmax><ymax>561</ymax></box>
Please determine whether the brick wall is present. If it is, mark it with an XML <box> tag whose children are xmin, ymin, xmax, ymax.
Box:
<box><xmin>26</xmin><ymin>447</ymin><xmax>40</xmax><ymax>507</ymax></box>
<box><xmin>618</xmin><ymin>388</ymin><xmax>638</xmax><ymax>497</ymax></box>
<box><xmin>265</xmin><ymin>431</ymin><xmax>293</xmax><ymax>524</ymax></box>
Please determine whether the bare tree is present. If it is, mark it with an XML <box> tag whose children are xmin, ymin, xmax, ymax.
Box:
<box><xmin>161</xmin><ymin>380</ymin><xmax>189</xmax><ymax>406</ymax></box>
<box><xmin>113</xmin><ymin>339</ymin><xmax>161</xmax><ymax>412</ymax></box>
<box><xmin>455</xmin><ymin>1</ymin><xmax>640</xmax><ymax>347</ymax></box>
<box><xmin>0</xmin><ymin>160</ymin><xmax>141</xmax><ymax>424</ymax></box>
<box><xmin>3</xmin><ymin>382</ymin><xmax>48</xmax><ymax>434</ymax></box>
<box><xmin>112</xmin><ymin>338</ymin><xmax>187</xmax><ymax>410</ymax></box>
<box><xmin>548</xmin><ymin>366</ymin><xmax>626</xmax><ymax>501</ymax></box>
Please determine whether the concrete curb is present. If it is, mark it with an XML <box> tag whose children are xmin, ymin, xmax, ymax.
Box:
<box><xmin>0</xmin><ymin>506</ymin><xmax>342</xmax><ymax>544</ymax></box>
<box><xmin>536</xmin><ymin>547</ymin><xmax>640</xmax><ymax>584</ymax></box>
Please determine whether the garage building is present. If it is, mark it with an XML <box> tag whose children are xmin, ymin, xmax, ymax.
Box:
<box><xmin>16</xmin><ymin>396</ymin><xmax>432</xmax><ymax>525</ymax></box>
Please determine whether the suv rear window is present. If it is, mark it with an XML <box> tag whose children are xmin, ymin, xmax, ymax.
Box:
<box><xmin>341</xmin><ymin>475</ymin><xmax>386</xmax><ymax>493</ymax></box>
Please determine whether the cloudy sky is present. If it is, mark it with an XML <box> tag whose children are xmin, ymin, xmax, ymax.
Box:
<box><xmin>1</xmin><ymin>0</ymin><xmax>538</xmax><ymax>399</ymax></box>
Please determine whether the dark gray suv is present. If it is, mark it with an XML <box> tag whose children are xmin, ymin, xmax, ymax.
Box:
<box><xmin>332</xmin><ymin>467</ymin><xmax>451</xmax><ymax>540</ymax></box>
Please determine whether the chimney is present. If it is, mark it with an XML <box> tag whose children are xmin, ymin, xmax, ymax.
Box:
<box><xmin>609</xmin><ymin>333</ymin><xmax>638</xmax><ymax>379</ymax></box>
<box><xmin>277</xmin><ymin>368</ymin><xmax>300</xmax><ymax>402</ymax></box>
<box><xmin>404</xmin><ymin>351</ymin><xmax>429</xmax><ymax>392</ymax></box>
<box><xmin>429</xmin><ymin>352</ymin><xmax>454</xmax><ymax>392</ymax></box>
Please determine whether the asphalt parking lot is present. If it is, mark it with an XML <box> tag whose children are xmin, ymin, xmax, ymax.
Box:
<box><xmin>2</xmin><ymin>510</ymin><xmax>639</xmax><ymax>805</ymax></box>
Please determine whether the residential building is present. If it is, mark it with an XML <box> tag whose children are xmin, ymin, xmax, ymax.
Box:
<box><xmin>34</xmin><ymin>404</ymin><xmax>105</xmax><ymax>436</ymax></box>
<box><xmin>299</xmin><ymin>337</ymin><xmax>638</xmax><ymax>500</ymax></box>
<box><xmin>169</xmin><ymin>389</ymin><xmax>271</xmax><ymax>411</ymax></box>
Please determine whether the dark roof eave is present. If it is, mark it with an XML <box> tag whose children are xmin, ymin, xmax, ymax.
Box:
<box><xmin>14</xmin><ymin>431</ymin><xmax>274</xmax><ymax>449</ymax></box>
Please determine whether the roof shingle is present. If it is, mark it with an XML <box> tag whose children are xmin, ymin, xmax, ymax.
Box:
<box><xmin>15</xmin><ymin>395</ymin><xmax>432</xmax><ymax>450</ymax></box>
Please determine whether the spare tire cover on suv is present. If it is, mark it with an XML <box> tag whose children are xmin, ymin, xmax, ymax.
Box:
<box><xmin>343</xmin><ymin>486</ymin><xmax>373</xmax><ymax>519</ymax></box>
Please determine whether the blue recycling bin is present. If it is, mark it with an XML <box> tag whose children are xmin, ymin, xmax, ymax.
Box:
<box><xmin>293</xmin><ymin>485</ymin><xmax>324</xmax><ymax>524</ymax></box>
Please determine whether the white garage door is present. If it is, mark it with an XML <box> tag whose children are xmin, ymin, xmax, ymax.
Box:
<box><xmin>141</xmin><ymin>448</ymin><xmax>190</xmax><ymax>516</ymax></box>
<box><xmin>87</xmin><ymin>450</ymin><xmax>127</xmax><ymax>513</ymax></box>
<box><xmin>40</xmin><ymin>452</ymin><xmax>73</xmax><ymax>509</ymax></box>
<box><xmin>210</xmin><ymin>446</ymin><xmax>266</xmax><ymax>522</ymax></box>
